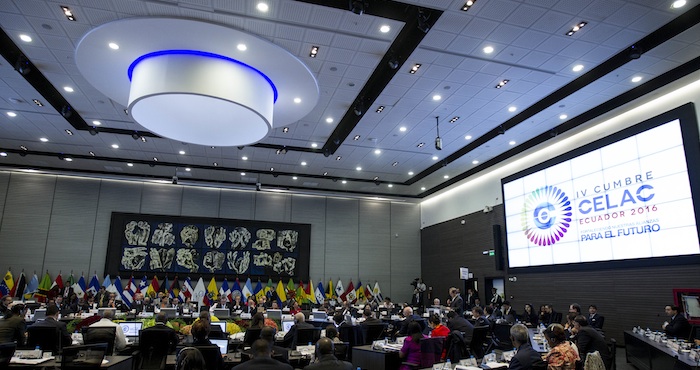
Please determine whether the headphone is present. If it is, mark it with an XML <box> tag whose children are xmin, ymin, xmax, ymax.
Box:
<box><xmin>176</xmin><ymin>347</ymin><xmax>205</xmax><ymax>370</ymax></box>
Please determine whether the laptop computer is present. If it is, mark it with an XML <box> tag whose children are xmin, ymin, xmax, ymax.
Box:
<box><xmin>33</xmin><ymin>308</ymin><xmax>47</xmax><ymax>321</ymax></box>
<box><xmin>97</xmin><ymin>307</ymin><xmax>117</xmax><ymax>317</ymax></box>
<box><xmin>119</xmin><ymin>321</ymin><xmax>143</xmax><ymax>339</ymax></box>
<box><xmin>160</xmin><ymin>308</ymin><xmax>177</xmax><ymax>318</ymax></box>
<box><xmin>266</xmin><ymin>309</ymin><xmax>282</xmax><ymax>321</ymax></box>
<box><xmin>210</xmin><ymin>338</ymin><xmax>228</xmax><ymax>355</ymax></box>
<box><xmin>312</xmin><ymin>311</ymin><xmax>327</xmax><ymax>321</ymax></box>
<box><xmin>210</xmin><ymin>321</ymin><xmax>227</xmax><ymax>333</ymax></box>
<box><xmin>281</xmin><ymin>320</ymin><xmax>295</xmax><ymax>333</ymax></box>
<box><xmin>213</xmin><ymin>308</ymin><xmax>230</xmax><ymax>318</ymax></box>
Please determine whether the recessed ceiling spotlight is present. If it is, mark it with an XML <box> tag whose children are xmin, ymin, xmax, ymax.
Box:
<box><xmin>472</xmin><ymin>160</ymin><xmax>479</xmax><ymax>164</ymax></box>
<box><xmin>32</xmin><ymin>99</ymin><xmax>43</xmax><ymax>106</ymax></box>
<box><xmin>293</xmin><ymin>97</ymin><xmax>301</xmax><ymax>104</ymax></box>
<box><xmin>293</xmin><ymin>176</ymin><xmax>298</xmax><ymax>180</ymax></box>
<box><xmin>301</xmin><ymin>161</ymin><xmax>307</xmax><ymax>166</ymax></box>
<box><xmin>241</xmin><ymin>172</ymin><xmax>246</xmax><ymax>176</ymax></box>
<box><xmin>326</xmin><ymin>117</ymin><xmax>334</xmax><ymax>123</ymax></box>
<box><xmin>309</xmin><ymin>46</ymin><xmax>319</xmax><ymax>58</ymax></box>
<box><xmin>212</xmin><ymin>162</ymin><xmax>217</xmax><ymax>166</ymax></box>
<box><xmin>257</xmin><ymin>2</ymin><xmax>269</xmax><ymax>12</ymax></box>
<box><xmin>409</xmin><ymin>63</ymin><xmax>421</xmax><ymax>74</ymax></box>
<box><xmin>388</xmin><ymin>184</ymin><xmax>393</xmax><ymax>188</ymax></box>
<box><xmin>672</xmin><ymin>0</ymin><xmax>686</xmax><ymax>8</ymax></box>
<box><xmin>179</xmin><ymin>150</ymin><xmax>185</xmax><ymax>155</ymax></box>
<box><xmin>374</xmin><ymin>149</ymin><xmax>381</xmax><ymax>154</ymax></box>
<box><xmin>237</xmin><ymin>43</ymin><xmax>247</xmax><ymax>51</ymax></box>
<box><xmin>242</xmin><ymin>156</ymin><xmax>248</xmax><ymax>160</ymax></box>
<box><xmin>465</xmin><ymin>135</ymin><xmax>472</xmax><ymax>140</ymax></box>
<box><xmin>449</xmin><ymin>116</ymin><xmax>459</xmax><ymax>123</ymax></box>
<box><xmin>140</xmin><ymin>136</ymin><xmax>147</xmax><ymax>143</ymax></box>
<box><xmin>0</xmin><ymin>152</ymin><xmax>7</xmax><ymax>157</ymax></box>
<box><xmin>342</xmin><ymin>180</ymin><xmax>347</xmax><ymax>184</ymax></box>
<box><xmin>444</xmin><ymin>175</ymin><xmax>449</xmax><ymax>179</ymax></box>
<box><xmin>508</xmin><ymin>106</ymin><xmax>517</xmax><ymax>112</ymax></box>
<box><xmin>432</xmin><ymin>156</ymin><xmax>438</xmax><ymax>160</ymax></box>
<box><xmin>631</xmin><ymin>76</ymin><xmax>643</xmax><ymax>83</ymax></box>
<box><xmin>19</xmin><ymin>34</ymin><xmax>32</xmax><ymax>42</ymax></box>
<box><xmin>375</xmin><ymin>106</ymin><xmax>385</xmax><ymax>113</ymax></box>
<box><xmin>40</xmin><ymin>137</ymin><xmax>48</xmax><ymax>142</ymax></box>
<box><xmin>432</xmin><ymin>94</ymin><xmax>442</xmax><ymax>101</ymax></box>
<box><xmin>6</xmin><ymin>112</ymin><xmax>17</xmax><ymax>117</ymax></box>
<box><xmin>336</xmin><ymin>156</ymin><xmax>342</xmax><ymax>160</ymax></box>
<box><xmin>185</xmin><ymin>168</ymin><xmax>191</xmax><ymax>172</ymax></box>
<box><xmin>60</xmin><ymin>6</ymin><xmax>76</xmax><ymax>21</ymax></box>
<box><xmin>572</xmin><ymin>64</ymin><xmax>584</xmax><ymax>72</ymax></box>
<box><xmin>282</xmin><ymin>127</ymin><xmax>289</xmax><ymax>133</ymax></box>
<box><xmin>111</xmin><ymin>144</ymin><xmax>119</xmax><ymax>149</ymax></box>
<box><xmin>108</xmin><ymin>42</ymin><xmax>119</xmax><ymax>50</ymax></box>
<box><xmin>495</xmin><ymin>79</ymin><xmax>509</xmax><ymax>89</ymax></box>
<box><xmin>153</xmin><ymin>157</ymin><xmax>159</xmax><ymax>162</ymax></box>
<box><xmin>483</xmin><ymin>46</ymin><xmax>494</xmax><ymax>54</ymax></box>
<box><xmin>269</xmin><ymin>167</ymin><xmax>274</xmax><ymax>171</ymax></box>
<box><xmin>92</xmin><ymin>120</ymin><xmax>101</xmax><ymax>126</ymax></box>
<box><xmin>399</xmin><ymin>126</ymin><xmax>407</xmax><ymax>132</ymax></box>
<box><xmin>311</xmin><ymin>143</ymin><xmax>318</xmax><ymax>148</ymax></box>
<box><xmin>63</xmin><ymin>86</ymin><xmax>74</xmax><ymax>92</ymax></box>
<box><xmin>20</xmin><ymin>145</ymin><xmax>28</xmax><ymax>151</ymax></box>
<box><xmin>65</xmin><ymin>129</ymin><xmax>73</xmax><ymax>136</ymax></box>
<box><xmin>392</xmin><ymin>162</ymin><xmax>398</xmax><ymax>166</ymax></box>
<box><xmin>461</xmin><ymin>0</ymin><xmax>476</xmax><ymax>11</ymax></box>
<box><xmin>417</xmin><ymin>143</ymin><xmax>425</xmax><ymax>148</ymax></box>
<box><xmin>408</xmin><ymin>171</ymin><xmax>414</xmax><ymax>175</ymax></box>
<box><xmin>353</xmin><ymin>135</ymin><xmax>361</xmax><ymax>140</ymax></box>
<box><xmin>88</xmin><ymin>151</ymin><xmax>94</xmax><ymax>156</ymax></box>
<box><xmin>356</xmin><ymin>166</ymin><xmax>362</xmax><ymax>171</ymax></box>
<box><xmin>559</xmin><ymin>114</ymin><xmax>568</xmax><ymax>120</ymax></box>
<box><xmin>565</xmin><ymin>21</ymin><xmax>587</xmax><ymax>36</ymax></box>
<box><xmin>380</xmin><ymin>25</ymin><xmax>390</xmax><ymax>33</ymax></box>
<box><xmin>324</xmin><ymin>172</ymin><xmax>329</xmax><ymax>176</ymax></box>
<box><xmin>421</xmin><ymin>187</ymin><xmax>426</xmax><ymax>191</ymax></box>
<box><xmin>64</xmin><ymin>157</ymin><xmax>73</xmax><ymax>162</ymax></box>
<box><xmin>509</xmin><ymin>140</ymin><xmax>516</xmax><ymax>145</ymax></box>
<box><xmin>127</xmin><ymin>163</ymin><xmax>133</xmax><ymax>167</ymax></box>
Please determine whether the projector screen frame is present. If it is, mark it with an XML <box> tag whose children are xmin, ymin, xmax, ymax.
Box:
<box><xmin>501</xmin><ymin>102</ymin><xmax>700</xmax><ymax>273</ymax></box>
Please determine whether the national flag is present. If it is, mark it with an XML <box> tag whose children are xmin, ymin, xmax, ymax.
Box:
<box><xmin>123</xmin><ymin>277</ymin><xmax>137</xmax><ymax>306</ymax></box>
<box><xmin>137</xmin><ymin>276</ymin><xmax>148</xmax><ymax>293</ymax></box>
<box><xmin>0</xmin><ymin>270</ymin><xmax>14</xmax><ymax>298</ymax></box>
<box><xmin>372</xmin><ymin>281</ymin><xmax>383</xmax><ymax>303</ymax></box>
<box><xmin>254</xmin><ymin>280</ymin><xmax>265</xmax><ymax>302</ymax></box>
<box><xmin>87</xmin><ymin>274</ymin><xmax>100</xmax><ymax>297</ymax></box>
<box><xmin>231</xmin><ymin>279</ymin><xmax>242</xmax><ymax>299</ymax></box>
<box><xmin>356</xmin><ymin>281</ymin><xmax>365</xmax><ymax>302</ymax></box>
<box><xmin>169</xmin><ymin>277</ymin><xmax>181</xmax><ymax>299</ymax></box>
<box><xmin>193</xmin><ymin>278</ymin><xmax>207</xmax><ymax>306</ymax></box>
<box><xmin>64</xmin><ymin>273</ymin><xmax>75</xmax><ymax>298</ymax></box>
<box><xmin>341</xmin><ymin>280</ymin><xmax>355</xmax><ymax>302</ymax></box>
<box><xmin>24</xmin><ymin>273</ymin><xmax>39</xmax><ymax>300</ymax></box>
<box><xmin>73</xmin><ymin>275</ymin><xmax>87</xmax><ymax>299</ymax></box>
<box><xmin>180</xmin><ymin>277</ymin><xmax>193</xmax><ymax>301</ymax></box>
<box><xmin>37</xmin><ymin>272</ymin><xmax>53</xmax><ymax>302</ymax></box>
<box><xmin>304</xmin><ymin>279</ymin><xmax>313</xmax><ymax>303</ymax></box>
<box><xmin>365</xmin><ymin>284</ymin><xmax>373</xmax><ymax>302</ymax></box>
<box><xmin>161</xmin><ymin>276</ymin><xmax>170</xmax><ymax>295</ymax></box>
<box><xmin>219</xmin><ymin>279</ymin><xmax>231</xmax><ymax>302</ymax></box>
<box><xmin>326</xmin><ymin>279</ymin><xmax>334</xmax><ymax>300</ymax></box>
<box><xmin>335</xmin><ymin>279</ymin><xmax>344</xmax><ymax>299</ymax></box>
<box><xmin>114</xmin><ymin>277</ymin><xmax>129</xmax><ymax>307</ymax></box>
<box><xmin>315</xmin><ymin>281</ymin><xmax>326</xmax><ymax>305</ymax></box>
<box><xmin>49</xmin><ymin>273</ymin><xmax>63</xmax><ymax>300</ymax></box>
<box><xmin>295</xmin><ymin>280</ymin><xmax>305</xmax><ymax>303</ymax></box>
<box><xmin>286</xmin><ymin>279</ymin><xmax>296</xmax><ymax>300</ymax></box>
<box><xmin>204</xmin><ymin>277</ymin><xmax>218</xmax><ymax>306</ymax></box>
<box><xmin>275</xmin><ymin>280</ymin><xmax>287</xmax><ymax>306</ymax></box>
<box><xmin>242</xmin><ymin>278</ymin><xmax>254</xmax><ymax>300</ymax></box>
<box><xmin>12</xmin><ymin>272</ymin><xmax>26</xmax><ymax>299</ymax></box>
<box><xmin>146</xmin><ymin>276</ymin><xmax>159</xmax><ymax>298</ymax></box>
<box><xmin>265</xmin><ymin>279</ymin><xmax>274</xmax><ymax>300</ymax></box>
<box><xmin>102</xmin><ymin>275</ymin><xmax>112</xmax><ymax>289</ymax></box>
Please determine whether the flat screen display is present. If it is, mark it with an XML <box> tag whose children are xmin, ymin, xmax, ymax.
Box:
<box><xmin>119</xmin><ymin>322</ymin><xmax>142</xmax><ymax>337</ymax></box>
<box><xmin>502</xmin><ymin>104</ymin><xmax>700</xmax><ymax>269</ymax></box>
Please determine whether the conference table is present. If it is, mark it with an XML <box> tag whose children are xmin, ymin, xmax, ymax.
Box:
<box><xmin>351</xmin><ymin>344</ymin><xmax>401</xmax><ymax>370</ymax></box>
<box><xmin>9</xmin><ymin>355</ymin><xmax>133</xmax><ymax>370</ymax></box>
<box><xmin>624</xmin><ymin>330</ymin><xmax>698</xmax><ymax>370</ymax></box>
<box><xmin>528</xmin><ymin>328</ymin><xmax>548</xmax><ymax>353</ymax></box>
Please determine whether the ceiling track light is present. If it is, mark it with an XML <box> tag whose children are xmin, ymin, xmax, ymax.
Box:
<box><xmin>375</xmin><ymin>106</ymin><xmax>385</xmax><ymax>113</ymax></box>
<box><xmin>449</xmin><ymin>116</ymin><xmax>459</xmax><ymax>123</ymax></box>
<box><xmin>387</xmin><ymin>53</ymin><xmax>400</xmax><ymax>70</ymax></box>
<box><xmin>349</xmin><ymin>0</ymin><xmax>367</xmax><ymax>15</ymax></box>
<box><xmin>498</xmin><ymin>125</ymin><xmax>506</xmax><ymax>135</ymax></box>
<box><xmin>65</xmin><ymin>129</ymin><xmax>73</xmax><ymax>136</ymax></box>
<box><xmin>309</xmin><ymin>46</ymin><xmax>319</xmax><ymax>58</ymax></box>
<box><xmin>417</xmin><ymin>142</ymin><xmax>425</xmax><ymax>148</ymax></box>
<box><xmin>276</xmin><ymin>147</ymin><xmax>288</xmax><ymax>155</ymax></box>
<box><xmin>461</xmin><ymin>0</ymin><xmax>476</xmax><ymax>11</ymax></box>
<box><xmin>495</xmin><ymin>79</ymin><xmax>509</xmax><ymax>89</ymax></box>
<box><xmin>141</xmin><ymin>136</ymin><xmax>147</xmax><ymax>143</ymax></box>
<box><xmin>392</xmin><ymin>162</ymin><xmax>398</xmax><ymax>166</ymax></box>
<box><xmin>32</xmin><ymin>99</ymin><xmax>43</xmax><ymax>107</ymax></box>
<box><xmin>60</xmin><ymin>6</ymin><xmax>76</xmax><ymax>21</ymax></box>
<box><xmin>88</xmin><ymin>126</ymin><xmax>99</xmax><ymax>136</ymax></box>
<box><xmin>409</xmin><ymin>63</ymin><xmax>421</xmax><ymax>74</ymax></box>
<box><xmin>565</xmin><ymin>21</ymin><xmax>587</xmax><ymax>36</ymax></box>
<box><xmin>336</xmin><ymin>156</ymin><xmax>342</xmax><ymax>160</ymax></box>
<box><xmin>434</xmin><ymin>116</ymin><xmax>442</xmax><ymax>151</ymax></box>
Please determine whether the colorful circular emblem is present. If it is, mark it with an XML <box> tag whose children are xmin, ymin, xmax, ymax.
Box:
<box><xmin>521</xmin><ymin>186</ymin><xmax>572</xmax><ymax>246</ymax></box>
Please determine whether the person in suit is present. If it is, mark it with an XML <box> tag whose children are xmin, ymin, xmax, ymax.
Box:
<box><xmin>141</xmin><ymin>312</ymin><xmax>179</xmax><ymax>353</ymax></box>
<box><xmin>361</xmin><ymin>309</ymin><xmax>381</xmax><ymax>325</ymax></box>
<box><xmin>490</xmin><ymin>288</ymin><xmax>503</xmax><ymax>308</ymax></box>
<box><xmin>572</xmin><ymin>316</ymin><xmax>612</xmax><ymax>370</ymax></box>
<box><xmin>448</xmin><ymin>287</ymin><xmax>464</xmax><ymax>315</ymax></box>
<box><xmin>29</xmin><ymin>304</ymin><xmax>72</xmax><ymax>350</ymax></box>
<box><xmin>304</xmin><ymin>337</ymin><xmax>353</xmax><ymax>370</ymax></box>
<box><xmin>132</xmin><ymin>293</ymin><xmax>146</xmax><ymax>314</ymax></box>
<box><xmin>233</xmin><ymin>339</ymin><xmax>293</xmax><ymax>370</ymax></box>
<box><xmin>446</xmin><ymin>311</ymin><xmax>474</xmax><ymax>342</ymax></box>
<box><xmin>410</xmin><ymin>278</ymin><xmax>426</xmax><ymax>309</ymax></box>
<box><xmin>501</xmin><ymin>301</ymin><xmax>517</xmax><ymax>324</ymax></box>
<box><xmin>0</xmin><ymin>296</ymin><xmax>12</xmax><ymax>316</ymax></box>
<box><xmin>230</xmin><ymin>294</ymin><xmax>244</xmax><ymax>312</ymax></box>
<box><xmin>95</xmin><ymin>287</ymin><xmax>108</xmax><ymax>308</ymax></box>
<box><xmin>543</xmin><ymin>304</ymin><xmax>559</xmax><ymax>325</ymax></box>
<box><xmin>397</xmin><ymin>307</ymin><xmax>422</xmax><ymax>336</ymax></box>
<box><xmin>244</xmin><ymin>297</ymin><xmax>258</xmax><ymax>315</ymax></box>
<box><xmin>210</xmin><ymin>296</ymin><xmax>230</xmax><ymax>312</ymax></box>
<box><xmin>471</xmin><ymin>306</ymin><xmax>491</xmax><ymax>329</ymax></box>
<box><xmin>259</xmin><ymin>326</ymin><xmax>291</xmax><ymax>363</ymax></box>
<box><xmin>521</xmin><ymin>304</ymin><xmax>538</xmax><ymax>327</ymax></box>
<box><xmin>508</xmin><ymin>324</ymin><xmax>546</xmax><ymax>370</ymax></box>
<box><xmin>587</xmin><ymin>305</ymin><xmax>604</xmax><ymax>329</ymax></box>
<box><xmin>283</xmin><ymin>312</ymin><xmax>315</xmax><ymax>347</ymax></box>
<box><xmin>0</xmin><ymin>302</ymin><xmax>27</xmax><ymax>346</ymax></box>
<box><xmin>170</xmin><ymin>297</ymin><xmax>184</xmax><ymax>315</ymax></box>
<box><xmin>663</xmin><ymin>304</ymin><xmax>691</xmax><ymax>339</ymax></box>
<box><xmin>466</xmin><ymin>288</ymin><xmax>478</xmax><ymax>309</ymax></box>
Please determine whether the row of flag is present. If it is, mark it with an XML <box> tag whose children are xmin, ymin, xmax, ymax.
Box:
<box><xmin>0</xmin><ymin>270</ymin><xmax>384</xmax><ymax>309</ymax></box>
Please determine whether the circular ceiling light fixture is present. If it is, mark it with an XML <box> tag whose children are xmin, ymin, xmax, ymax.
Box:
<box><xmin>75</xmin><ymin>18</ymin><xmax>319</xmax><ymax>147</ymax></box>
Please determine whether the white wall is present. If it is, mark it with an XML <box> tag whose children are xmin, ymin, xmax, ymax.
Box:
<box><xmin>421</xmin><ymin>71</ymin><xmax>700</xmax><ymax>228</ymax></box>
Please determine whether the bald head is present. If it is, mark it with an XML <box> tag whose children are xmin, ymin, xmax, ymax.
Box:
<box><xmin>403</xmin><ymin>306</ymin><xmax>413</xmax><ymax>317</ymax></box>
<box><xmin>316</xmin><ymin>337</ymin><xmax>334</xmax><ymax>355</ymax></box>
<box><xmin>294</xmin><ymin>312</ymin><xmax>305</xmax><ymax>323</ymax></box>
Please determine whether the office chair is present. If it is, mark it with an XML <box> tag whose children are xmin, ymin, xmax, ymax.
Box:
<box><xmin>294</xmin><ymin>328</ymin><xmax>321</xmax><ymax>349</ymax></box>
<box><xmin>83</xmin><ymin>326</ymin><xmax>116</xmax><ymax>356</ymax></box>
<box><xmin>0</xmin><ymin>342</ymin><xmax>17</xmax><ymax>368</ymax></box>
<box><xmin>193</xmin><ymin>345</ymin><xmax>224</xmax><ymax>370</ymax></box>
<box><xmin>608</xmin><ymin>338</ymin><xmax>617</xmax><ymax>370</ymax></box>
<box><xmin>334</xmin><ymin>342</ymin><xmax>350</xmax><ymax>361</ymax></box>
<box><xmin>338</xmin><ymin>325</ymin><xmax>361</xmax><ymax>347</ymax></box>
<box><xmin>445</xmin><ymin>330</ymin><xmax>469</xmax><ymax>363</ymax></box>
<box><xmin>61</xmin><ymin>343</ymin><xmax>108</xmax><ymax>370</ymax></box>
<box><xmin>468</xmin><ymin>326</ymin><xmax>489</xmax><ymax>359</ymax></box>
<box><xmin>138</xmin><ymin>330</ymin><xmax>172</xmax><ymax>370</ymax></box>
<box><xmin>362</xmin><ymin>323</ymin><xmax>388</xmax><ymax>344</ymax></box>
<box><xmin>401</xmin><ymin>337</ymin><xmax>444</xmax><ymax>369</ymax></box>
<box><xmin>489</xmin><ymin>323</ymin><xmax>513</xmax><ymax>351</ymax></box>
<box><xmin>243</xmin><ymin>328</ymin><xmax>262</xmax><ymax>346</ymax></box>
<box><xmin>27</xmin><ymin>325</ymin><xmax>62</xmax><ymax>354</ymax></box>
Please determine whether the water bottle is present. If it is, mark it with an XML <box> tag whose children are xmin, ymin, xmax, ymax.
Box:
<box><xmin>443</xmin><ymin>358</ymin><xmax>451</xmax><ymax>369</ymax></box>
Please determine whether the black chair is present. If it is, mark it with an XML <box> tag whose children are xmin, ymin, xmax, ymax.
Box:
<box><xmin>294</xmin><ymin>328</ymin><xmax>321</xmax><ymax>348</ymax></box>
<box><xmin>334</xmin><ymin>342</ymin><xmax>349</xmax><ymax>361</ymax></box>
<box><xmin>138</xmin><ymin>330</ymin><xmax>172</xmax><ymax>370</ymax></box>
<box><xmin>26</xmin><ymin>325</ymin><xmax>62</xmax><ymax>354</ymax></box>
<box><xmin>83</xmin><ymin>326</ymin><xmax>116</xmax><ymax>356</ymax></box>
<box><xmin>445</xmin><ymin>330</ymin><xmax>469</xmax><ymax>363</ymax></box>
<box><xmin>193</xmin><ymin>345</ymin><xmax>223</xmax><ymax>370</ymax></box>
<box><xmin>243</xmin><ymin>328</ymin><xmax>262</xmax><ymax>346</ymax></box>
<box><xmin>362</xmin><ymin>323</ymin><xmax>388</xmax><ymax>344</ymax></box>
<box><xmin>608</xmin><ymin>338</ymin><xmax>617</xmax><ymax>370</ymax></box>
<box><xmin>338</xmin><ymin>326</ymin><xmax>361</xmax><ymax>347</ymax></box>
<box><xmin>552</xmin><ymin>312</ymin><xmax>563</xmax><ymax>324</ymax></box>
<box><xmin>490</xmin><ymin>323</ymin><xmax>513</xmax><ymax>351</ymax></box>
<box><xmin>468</xmin><ymin>326</ymin><xmax>489</xmax><ymax>359</ymax></box>
<box><xmin>61</xmin><ymin>343</ymin><xmax>108</xmax><ymax>370</ymax></box>
<box><xmin>0</xmin><ymin>342</ymin><xmax>17</xmax><ymax>368</ymax></box>
<box><xmin>402</xmin><ymin>337</ymin><xmax>444</xmax><ymax>369</ymax></box>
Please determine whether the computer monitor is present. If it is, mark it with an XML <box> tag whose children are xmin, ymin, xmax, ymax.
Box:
<box><xmin>119</xmin><ymin>321</ymin><xmax>143</xmax><ymax>337</ymax></box>
<box><xmin>97</xmin><ymin>307</ymin><xmax>117</xmax><ymax>317</ymax></box>
<box><xmin>266</xmin><ymin>309</ymin><xmax>282</xmax><ymax>321</ymax></box>
<box><xmin>426</xmin><ymin>308</ymin><xmax>440</xmax><ymax>317</ymax></box>
<box><xmin>213</xmin><ymin>308</ymin><xmax>230</xmax><ymax>318</ymax></box>
<box><xmin>312</xmin><ymin>312</ymin><xmax>327</xmax><ymax>321</ymax></box>
<box><xmin>160</xmin><ymin>308</ymin><xmax>177</xmax><ymax>318</ymax></box>
<box><xmin>210</xmin><ymin>321</ymin><xmax>227</xmax><ymax>333</ymax></box>
<box><xmin>33</xmin><ymin>309</ymin><xmax>47</xmax><ymax>321</ymax></box>
<box><xmin>210</xmin><ymin>338</ymin><xmax>228</xmax><ymax>355</ymax></box>
<box><xmin>282</xmin><ymin>320</ymin><xmax>294</xmax><ymax>333</ymax></box>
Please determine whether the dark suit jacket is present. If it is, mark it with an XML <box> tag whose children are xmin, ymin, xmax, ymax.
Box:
<box><xmin>282</xmin><ymin>321</ymin><xmax>315</xmax><ymax>344</ymax></box>
<box><xmin>665</xmin><ymin>314</ymin><xmax>691</xmax><ymax>339</ymax></box>
<box><xmin>304</xmin><ymin>354</ymin><xmax>353</xmax><ymax>370</ymax></box>
<box><xmin>233</xmin><ymin>357</ymin><xmax>293</xmax><ymax>370</ymax></box>
<box><xmin>447</xmin><ymin>316</ymin><xmax>474</xmax><ymax>343</ymax></box>
<box><xmin>30</xmin><ymin>317</ymin><xmax>72</xmax><ymax>348</ymax></box>
<box><xmin>575</xmin><ymin>326</ymin><xmax>612</xmax><ymax>369</ymax></box>
<box><xmin>509</xmin><ymin>343</ymin><xmax>546</xmax><ymax>370</ymax></box>
<box><xmin>0</xmin><ymin>314</ymin><xmax>26</xmax><ymax>346</ymax></box>
<box><xmin>450</xmin><ymin>295</ymin><xmax>464</xmax><ymax>315</ymax></box>
<box><xmin>361</xmin><ymin>317</ymin><xmax>382</xmax><ymax>326</ymax></box>
<box><xmin>398</xmin><ymin>314</ymin><xmax>422</xmax><ymax>336</ymax></box>
<box><xmin>587</xmin><ymin>313</ymin><xmax>604</xmax><ymax>329</ymax></box>
<box><xmin>502</xmin><ymin>308</ymin><xmax>517</xmax><ymax>324</ymax></box>
<box><xmin>140</xmin><ymin>323</ymin><xmax>179</xmax><ymax>353</ymax></box>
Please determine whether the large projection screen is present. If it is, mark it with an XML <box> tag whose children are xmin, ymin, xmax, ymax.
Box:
<box><xmin>502</xmin><ymin>103</ymin><xmax>700</xmax><ymax>271</ymax></box>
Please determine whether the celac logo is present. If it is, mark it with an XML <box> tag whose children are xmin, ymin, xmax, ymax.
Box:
<box><xmin>521</xmin><ymin>186</ymin><xmax>572</xmax><ymax>246</ymax></box>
